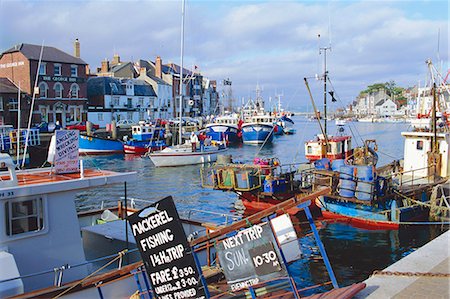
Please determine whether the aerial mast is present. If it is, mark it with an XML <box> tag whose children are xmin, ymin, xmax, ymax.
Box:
<box><xmin>319</xmin><ymin>34</ymin><xmax>331</xmax><ymax>136</ymax></box>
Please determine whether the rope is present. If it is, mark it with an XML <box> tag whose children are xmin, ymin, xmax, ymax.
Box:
<box><xmin>52</xmin><ymin>249</ymin><xmax>128</xmax><ymax>299</ymax></box>
<box><xmin>254</xmin><ymin>124</ymin><xmax>276</xmax><ymax>158</ymax></box>
<box><xmin>372</xmin><ymin>270</ymin><xmax>450</xmax><ymax>278</ymax></box>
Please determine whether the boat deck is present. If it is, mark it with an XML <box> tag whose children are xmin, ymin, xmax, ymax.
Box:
<box><xmin>1</xmin><ymin>168</ymin><xmax>120</xmax><ymax>186</ymax></box>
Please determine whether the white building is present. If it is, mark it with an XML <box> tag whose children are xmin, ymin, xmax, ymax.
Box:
<box><xmin>375</xmin><ymin>99</ymin><xmax>398</xmax><ymax>117</ymax></box>
<box><xmin>137</xmin><ymin>66</ymin><xmax>172</xmax><ymax>120</ymax></box>
<box><xmin>87</xmin><ymin>77</ymin><xmax>157</xmax><ymax>127</ymax></box>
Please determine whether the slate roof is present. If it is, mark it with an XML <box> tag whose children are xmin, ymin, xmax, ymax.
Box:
<box><xmin>162</xmin><ymin>63</ymin><xmax>192</xmax><ymax>76</ymax></box>
<box><xmin>0</xmin><ymin>78</ymin><xmax>18</xmax><ymax>93</ymax></box>
<box><xmin>87</xmin><ymin>77</ymin><xmax>125</xmax><ymax>97</ymax></box>
<box><xmin>1</xmin><ymin>43</ymin><xmax>86</xmax><ymax>65</ymax></box>
<box><xmin>147</xmin><ymin>74</ymin><xmax>170</xmax><ymax>86</ymax></box>
<box><xmin>87</xmin><ymin>77</ymin><xmax>156</xmax><ymax>97</ymax></box>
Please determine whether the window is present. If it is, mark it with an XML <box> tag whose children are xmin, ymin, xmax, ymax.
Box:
<box><xmin>98</xmin><ymin>113</ymin><xmax>104</xmax><ymax>121</ymax></box>
<box><xmin>5</xmin><ymin>197</ymin><xmax>44</xmax><ymax>236</ymax></box>
<box><xmin>71</xmin><ymin>65</ymin><xmax>78</xmax><ymax>77</ymax></box>
<box><xmin>39</xmin><ymin>63</ymin><xmax>46</xmax><ymax>75</ymax></box>
<box><xmin>8</xmin><ymin>98</ymin><xmax>18</xmax><ymax>111</ymax></box>
<box><xmin>0</xmin><ymin>97</ymin><xmax>3</xmax><ymax>111</ymax></box>
<box><xmin>54</xmin><ymin>64</ymin><xmax>61</xmax><ymax>76</ymax></box>
<box><xmin>39</xmin><ymin>82</ymin><xmax>48</xmax><ymax>98</ymax></box>
<box><xmin>416</xmin><ymin>140</ymin><xmax>423</xmax><ymax>150</ymax></box>
<box><xmin>54</xmin><ymin>83</ymin><xmax>63</xmax><ymax>98</ymax></box>
<box><xmin>112</xmin><ymin>96</ymin><xmax>119</xmax><ymax>106</ymax></box>
<box><xmin>307</xmin><ymin>146</ymin><xmax>313</xmax><ymax>154</ymax></box>
<box><xmin>70</xmin><ymin>83</ymin><xmax>79</xmax><ymax>98</ymax></box>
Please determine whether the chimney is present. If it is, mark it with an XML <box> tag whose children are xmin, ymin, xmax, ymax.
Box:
<box><xmin>101</xmin><ymin>59</ymin><xmax>109</xmax><ymax>73</ymax></box>
<box><xmin>156</xmin><ymin>56</ymin><xmax>162</xmax><ymax>79</ymax></box>
<box><xmin>140</xmin><ymin>67</ymin><xmax>147</xmax><ymax>77</ymax></box>
<box><xmin>112</xmin><ymin>54</ymin><xmax>120</xmax><ymax>65</ymax></box>
<box><xmin>74</xmin><ymin>38</ymin><xmax>80</xmax><ymax>58</ymax></box>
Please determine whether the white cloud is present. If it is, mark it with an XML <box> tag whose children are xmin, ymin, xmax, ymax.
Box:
<box><xmin>0</xmin><ymin>0</ymin><xmax>447</xmax><ymax>110</ymax></box>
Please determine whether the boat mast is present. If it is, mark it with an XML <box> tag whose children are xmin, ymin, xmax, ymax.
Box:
<box><xmin>320</xmin><ymin>44</ymin><xmax>331</xmax><ymax>136</ymax></box>
<box><xmin>178</xmin><ymin>0</ymin><xmax>185</xmax><ymax>145</ymax></box>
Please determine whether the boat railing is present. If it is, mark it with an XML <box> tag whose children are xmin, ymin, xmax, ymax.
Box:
<box><xmin>187</xmin><ymin>209</ymin><xmax>240</xmax><ymax>226</ymax></box>
<box><xmin>201</xmin><ymin>164</ymin><xmax>262</xmax><ymax>191</ymax></box>
<box><xmin>392</xmin><ymin>164</ymin><xmax>438</xmax><ymax>187</ymax></box>
<box><xmin>0</xmin><ymin>248</ymin><xmax>140</xmax><ymax>292</ymax></box>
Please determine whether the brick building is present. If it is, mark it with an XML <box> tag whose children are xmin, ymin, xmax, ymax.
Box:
<box><xmin>0</xmin><ymin>78</ymin><xmax>31</xmax><ymax>127</ymax></box>
<box><xmin>0</xmin><ymin>41</ymin><xmax>88</xmax><ymax>127</ymax></box>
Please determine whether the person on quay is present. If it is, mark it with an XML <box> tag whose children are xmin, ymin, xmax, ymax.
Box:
<box><xmin>198</xmin><ymin>132</ymin><xmax>206</xmax><ymax>151</ymax></box>
<box><xmin>190</xmin><ymin>132</ymin><xmax>198</xmax><ymax>152</ymax></box>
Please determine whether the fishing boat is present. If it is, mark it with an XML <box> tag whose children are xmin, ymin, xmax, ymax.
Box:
<box><xmin>311</xmin><ymin>59</ymin><xmax>450</xmax><ymax>229</ymax></box>
<box><xmin>205</xmin><ymin>114</ymin><xmax>242</xmax><ymax>144</ymax></box>
<box><xmin>149</xmin><ymin>144</ymin><xmax>227</xmax><ymax>167</ymax></box>
<box><xmin>201</xmin><ymin>157</ymin><xmax>314</xmax><ymax>216</ymax></box>
<box><xmin>241</xmin><ymin>114</ymin><xmax>276</xmax><ymax>144</ymax></box>
<box><xmin>79</xmin><ymin>133</ymin><xmax>124</xmax><ymax>154</ymax></box>
<box><xmin>279</xmin><ymin>115</ymin><xmax>296</xmax><ymax>134</ymax></box>
<box><xmin>123</xmin><ymin>124</ymin><xmax>166</xmax><ymax>154</ymax></box>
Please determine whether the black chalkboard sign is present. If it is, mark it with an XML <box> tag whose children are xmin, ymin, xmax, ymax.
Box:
<box><xmin>215</xmin><ymin>223</ymin><xmax>287</xmax><ymax>291</ymax></box>
<box><xmin>128</xmin><ymin>196</ymin><xmax>207</xmax><ymax>299</ymax></box>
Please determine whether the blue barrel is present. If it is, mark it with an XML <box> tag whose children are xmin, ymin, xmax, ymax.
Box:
<box><xmin>331</xmin><ymin>159</ymin><xmax>346</xmax><ymax>171</ymax></box>
<box><xmin>314</xmin><ymin>158</ymin><xmax>331</xmax><ymax>170</ymax></box>
<box><xmin>356</xmin><ymin>181</ymin><xmax>373</xmax><ymax>200</ymax></box>
<box><xmin>354</xmin><ymin>165</ymin><xmax>375</xmax><ymax>181</ymax></box>
<box><xmin>339</xmin><ymin>166</ymin><xmax>356</xmax><ymax>197</ymax></box>
<box><xmin>354</xmin><ymin>165</ymin><xmax>374</xmax><ymax>200</ymax></box>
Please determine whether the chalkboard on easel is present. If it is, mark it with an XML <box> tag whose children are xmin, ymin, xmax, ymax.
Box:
<box><xmin>215</xmin><ymin>222</ymin><xmax>287</xmax><ymax>291</ymax></box>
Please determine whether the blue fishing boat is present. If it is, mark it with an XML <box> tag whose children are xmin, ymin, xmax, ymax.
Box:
<box><xmin>304</xmin><ymin>59</ymin><xmax>449</xmax><ymax>229</ymax></box>
<box><xmin>79</xmin><ymin>134</ymin><xmax>123</xmax><ymax>154</ymax></box>
<box><xmin>124</xmin><ymin>124</ymin><xmax>166</xmax><ymax>154</ymax></box>
<box><xmin>205</xmin><ymin>114</ymin><xmax>242</xmax><ymax>144</ymax></box>
<box><xmin>241</xmin><ymin>114</ymin><xmax>276</xmax><ymax>144</ymax></box>
<box><xmin>279</xmin><ymin>115</ymin><xmax>296</xmax><ymax>134</ymax></box>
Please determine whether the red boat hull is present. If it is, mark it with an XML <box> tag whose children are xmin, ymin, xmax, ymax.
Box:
<box><xmin>123</xmin><ymin>145</ymin><xmax>148</xmax><ymax>155</ymax></box>
<box><xmin>320</xmin><ymin>210</ymin><xmax>400</xmax><ymax>230</ymax></box>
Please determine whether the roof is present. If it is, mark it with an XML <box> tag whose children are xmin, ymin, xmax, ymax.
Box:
<box><xmin>87</xmin><ymin>77</ymin><xmax>156</xmax><ymax>97</ymax></box>
<box><xmin>87</xmin><ymin>77</ymin><xmax>125</xmax><ymax>97</ymax></box>
<box><xmin>1</xmin><ymin>43</ymin><xmax>86</xmax><ymax>65</ymax></box>
<box><xmin>162</xmin><ymin>63</ymin><xmax>192</xmax><ymax>77</ymax></box>
<box><xmin>0</xmin><ymin>78</ymin><xmax>18</xmax><ymax>94</ymax></box>
<box><xmin>147</xmin><ymin>74</ymin><xmax>170</xmax><ymax>85</ymax></box>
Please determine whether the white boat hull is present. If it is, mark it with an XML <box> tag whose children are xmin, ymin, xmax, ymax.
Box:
<box><xmin>149</xmin><ymin>146</ymin><xmax>228</xmax><ymax>167</ymax></box>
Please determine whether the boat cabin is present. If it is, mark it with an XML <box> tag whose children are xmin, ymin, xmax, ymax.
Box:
<box><xmin>402</xmin><ymin>131</ymin><xmax>450</xmax><ymax>180</ymax></box>
<box><xmin>0</xmin><ymin>153</ymin><xmax>136</xmax><ymax>296</ymax></box>
<box><xmin>305</xmin><ymin>134</ymin><xmax>352</xmax><ymax>162</ymax></box>
<box><xmin>131</xmin><ymin>124</ymin><xmax>157</xmax><ymax>141</ymax></box>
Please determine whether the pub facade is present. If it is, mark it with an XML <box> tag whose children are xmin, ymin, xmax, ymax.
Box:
<box><xmin>0</xmin><ymin>41</ymin><xmax>88</xmax><ymax>127</ymax></box>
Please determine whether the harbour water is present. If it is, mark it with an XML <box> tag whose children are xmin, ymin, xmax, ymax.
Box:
<box><xmin>76</xmin><ymin>117</ymin><xmax>447</xmax><ymax>292</ymax></box>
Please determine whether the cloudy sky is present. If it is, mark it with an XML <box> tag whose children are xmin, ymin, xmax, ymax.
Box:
<box><xmin>0</xmin><ymin>0</ymin><xmax>448</xmax><ymax>111</ymax></box>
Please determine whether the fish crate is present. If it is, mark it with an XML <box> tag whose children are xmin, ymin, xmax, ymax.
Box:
<box><xmin>200</xmin><ymin>167</ymin><xmax>218</xmax><ymax>189</ymax></box>
<box><xmin>217</xmin><ymin>167</ymin><xmax>236</xmax><ymax>190</ymax></box>
<box><xmin>233</xmin><ymin>167</ymin><xmax>261</xmax><ymax>191</ymax></box>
